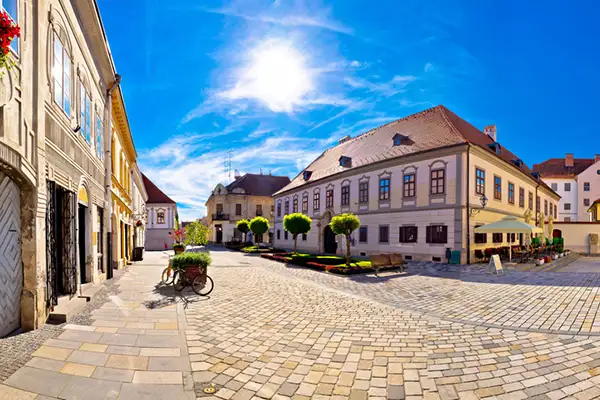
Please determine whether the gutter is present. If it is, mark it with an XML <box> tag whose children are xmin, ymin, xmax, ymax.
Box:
<box><xmin>104</xmin><ymin>74</ymin><xmax>122</xmax><ymax>279</ymax></box>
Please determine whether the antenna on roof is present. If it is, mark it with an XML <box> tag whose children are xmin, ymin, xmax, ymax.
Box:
<box><xmin>224</xmin><ymin>150</ymin><xmax>232</xmax><ymax>181</ymax></box>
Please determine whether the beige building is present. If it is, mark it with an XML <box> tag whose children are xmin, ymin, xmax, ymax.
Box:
<box><xmin>0</xmin><ymin>0</ymin><xmax>141</xmax><ymax>336</ymax></box>
<box><xmin>205</xmin><ymin>173</ymin><xmax>290</xmax><ymax>244</ymax></box>
<box><xmin>273</xmin><ymin>105</ymin><xmax>560</xmax><ymax>264</ymax></box>
<box><xmin>142</xmin><ymin>173</ymin><xmax>178</xmax><ymax>251</ymax></box>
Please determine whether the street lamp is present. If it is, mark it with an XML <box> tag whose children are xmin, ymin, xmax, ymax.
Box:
<box><xmin>470</xmin><ymin>194</ymin><xmax>488</xmax><ymax>217</ymax></box>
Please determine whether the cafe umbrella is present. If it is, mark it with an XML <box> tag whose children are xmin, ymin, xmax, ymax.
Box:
<box><xmin>474</xmin><ymin>216</ymin><xmax>543</xmax><ymax>262</ymax></box>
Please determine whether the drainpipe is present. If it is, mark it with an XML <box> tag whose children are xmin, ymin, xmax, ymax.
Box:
<box><xmin>105</xmin><ymin>74</ymin><xmax>122</xmax><ymax>279</ymax></box>
<box><xmin>466</xmin><ymin>144</ymin><xmax>471</xmax><ymax>265</ymax></box>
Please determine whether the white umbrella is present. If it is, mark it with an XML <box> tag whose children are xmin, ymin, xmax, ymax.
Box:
<box><xmin>475</xmin><ymin>216</ymin><xmax>543</xmax><ymax>262</ymax></box>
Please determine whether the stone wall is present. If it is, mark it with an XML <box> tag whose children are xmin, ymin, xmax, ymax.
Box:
<box><xmin>553</xmin><ymin>222</ymin><xmax>600</xmax><ymax>254</ymax></box>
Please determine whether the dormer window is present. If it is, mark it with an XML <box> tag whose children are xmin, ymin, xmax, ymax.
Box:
<box><xmin>487</xmin><ymin>142</ymin><xmax>502</xmax><ymax>155</ymax></box>
<box><xmin>512</xmin><ymin>159</ymin><xmax>523</xmax><ymax>168</ymax></box>
<box><xmin>392</xmin><ymin>133</ymin><xmax>411</xmax><ymax>146</ymax></box>
<box><xmin>303</xmin><ymin>170</ymin><xmax>312</xmax><ymax>181</ymax></box>
<box><xmin>339</xmin><ymin>156</ymin><xmax>352</xmax><ymax>168</ymax></box>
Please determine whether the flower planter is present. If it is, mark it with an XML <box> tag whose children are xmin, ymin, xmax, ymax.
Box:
<box><xmin>552</xmin><ymin>254</ymin><xmax>558</xmax><ymax>260</ymax></box>
<box><xmin>536</xmin><ymin>258</ymin><xmax>545</xmax><ymax>266</ymax></box>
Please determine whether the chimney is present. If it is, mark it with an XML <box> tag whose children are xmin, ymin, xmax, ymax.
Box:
<box><xmin>338</xmin><ymin>135</ymin><xmax>351</xmax><ymax>145</ymax></box>
<box><xmin>595</xmin><ymin>154</ymin><xmax>600</xmax><ymax>163</ymax></box>
<box><xmin>234</xmin><ymin>169</ymin><xmax>241</xmax><ymax>179</ymax></box>
<box><xmin>484</xmin><ymin>125</ymin><xmax>497</xmax><ymax>141</ymax></box>
<box><xmin>565</xmin><ymin>153</ymin><xmax>574</xmax><ymax>168</ymax></box>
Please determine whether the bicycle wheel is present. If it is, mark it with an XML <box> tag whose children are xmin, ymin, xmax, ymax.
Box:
<box><xmin>161</xmin><ymin>267</ymin><xmax>175</xmax><ymax>285</ymax></box>
<box><xmin>192</xmin><ymin>275</ymin><xmax>214</xmax><ymax>296</ymax></box>
<box><xmin>173</xmin><ymin>271</ymin><xmax>185</xmax><ymax>291</ymax></box>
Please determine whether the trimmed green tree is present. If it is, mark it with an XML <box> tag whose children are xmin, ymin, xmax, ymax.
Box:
<box><xmin>329</xmin><ymin>213</ymin><xmax>361</xmax><ymax>265</ymax></box>
<box><xmin>249</xmin><ymin>216</ymin><xmax>270</xmax><ymax>245</ymax></box>
<box><xmin>184</xmin><ymin>221</ymin><xmax>209</xmax><ymax>246</ymax></box>
<box><xmin>283</xmin><ymin>213</ymin><xmax>312</xmax><ymax>254</ymax></box>
<box><xmin>236</xmin><ymin>219</ymin><xmax>251</xmax><ymax>242</ymax></box>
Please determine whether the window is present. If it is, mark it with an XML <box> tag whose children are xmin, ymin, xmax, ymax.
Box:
<box><xmin>508</xmin><ymin>183</ymin><xmax>515</xmax><ymax>204</ymax></box>
<box><xmin>339</xmin><ymin>156</ymin><xmax>352</xmax><ymax>167</ymax></box>
<box><xmin>80</xmin><ymin>83</ymin><xmax>92</xmax><ymax>142</ymax></box>
<box><xmin>494</xmin><ymin>176</ymin><xmax>502</xmax><ymax>200</ymax></box>
<box><xmin>285</xmin><ymin>201</ymin><xmax>289</xmax><ymax>215</ymax></box>
<box><xmin>284</xmin><ymin>231</ymin><xmax>288</xmax><ymax>240</ymax></box>
<box><xmin>236</xmin><ymin>204</ymin><xmax>242</xmax><ymax>216</ymax></box>
<box><xmin>313</xmin><ymin>192</ymin><xmax>320</xmax><ymax>211</ymax></box>
<box><xmin>544</xmin><ymin>200</ymin><xmax>548</xmax><ymax>215</ymax></box>
<box><xmin>474</xmin><ymin>226</ymin><xmax>487</xmax><ymax>244</ymax></box>
<box><xmin>157</xmin><ymin>211</ymin><xmax>165</xmax><ymax>224</ymax></box>
<box><xmin>256</xmin><ymin>204</ymin><xmax>262</xmax><ymax>216</ymax></box>
<box><xmin>554</xmin><ymin>204</ymin><xmax>557</xmax><ymax>218</ymax></box>
<box><xmin>528</xmin><ymin>192</ymin><xmax>533</xmax><ymax>210</ymax></box>
<box><xmin>302</xmin><ymin>233</ymin><xmax>307</xmax><ymax>241</ymax></box>
<box><xmin>430</xmin><ymin>169</ymin><xmax>445</xmax><ymax>195</ymax></box>
<box><xmin>492</xmin><ymin>233</ymin><xmax>503</xmax><ymax>243</ymax></box>
<box><xmin>53</xmin><ymin>32</ymin><xmax>71</xmax><ymax>115</ymax></box>
<box><xmin>326</xmin><ymin>189</ymin><xmax>333</xmax><ymax>208</ymax></box>
<box><xmin>277</xmin><ymin>202</ymin><xmax>281</xmax><ymax>217</ymax></box>
<box><xmin>379</xmin><ymin>225</ymin><xmax>389</xmax><ymax>243</ymax></box>
<box><xmin>359</xmin><ymin>182</ymin><xmax>369</xmax><ymax>203</ymax></box>
<box><xmin>302</xmin><ymin>195</ymin><xmax>308</xmax><ymax>213</ymax></box>
<box><xmin>359</xmin><ymin>226</ymin><xmax>368</xmax><ymax>243</ymax></box>
<box><xmin>564</xmin><ymin>203</ymin><xmax>571</xmax><ymax>211</ymax></box>
<box><xmin>292</xmin><ymin>199</ymin><xmax>298</xmax><ymax>213</ymax></box>
<box><xmin>277</xmin><ymin>230</ymin><xmax>280</xmax><ymax>240</ymax></box>
<box><xmin>4</xmin><ymin>0</ymin><xmax>18</xmax><ymax>53</ymax></box>
<box><xmin>551</xmin><ymin>183</ymin><xmax>558</xmax><ymax>191</ymax></box>
<box><xmin>341</xmin><ymin>185</ymin><xmax>350</xmax><ymax>206</ymax></box>
<box><xmin>584</xmin><ymin>182</ymin><xmax>590</xmax><ymax>191</ymax></box>
<box><xmin>564</xmin><ymin>182</ymin><xmax>571</xmax><ymax>191</ymax></box>
<box><xmin>475</xmin><ymin>168</ymin><xmax>485</xmax><ymax>195</ymax></box>
<box><xmin>509</xmin><ymin>233</ymin><xmax>516</xmax><ymax>243</ymax></box>
<box><xmin>519</xmin><ymin>188</ymin><xmax>525</xmax><ymax>208</ymax></box>
<box><xmin>584</xmin><ymin>198</ymin><xmax>590</xmax><ymax>207</ymax></box>
<box><xmin>96</xmin><ymin>113</ymin><xmax>103</xmax><ymax>159</ymax></box>
<box><xmin>426</xmin><ymin>225</ymin><xmax>447</xmax><ymax>244</ymax></box>
<box><xmin>536</xmin><ymin>196</ymin><xmax>540</xmax><ymax>212</ymax></box>
<box><xmin>399</xmin><ymin>226</ymin><xmax>418</xmax><ymax>243</ymax></box>
<box><xmin>404</xmin><ymin>173</ymin><xmax>416</xmax><ymax>198</ymax></box>
<box><xmin>379</xmin><ymin>178</ymin><xmax>390</xmax><ymax>200</ymax></box>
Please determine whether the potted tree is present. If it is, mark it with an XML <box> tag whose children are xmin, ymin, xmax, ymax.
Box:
<box><xmin>329</xmin><ymin>213</ymin><xmax>361</xmax><ymax>266</ymax></box>
<box><xmin>283</xmin><ymin>213</ymin><xmax>312</xmax><ymax>254</ymax></box>
<box><xmin>249</xmin><ymin>216</ymin><xmax>270</xmax><ymax>247</ymax></box>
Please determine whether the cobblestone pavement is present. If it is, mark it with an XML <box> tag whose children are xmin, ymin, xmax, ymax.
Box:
<box><xmin>183</xmin><ymin>249</ymin><xmax>600</xmax><ymax>399</ymax></box>
<box><xmin>0</xmin><ymin>252</ymin><xmax>194</xmax><ymax>399</ymax></box>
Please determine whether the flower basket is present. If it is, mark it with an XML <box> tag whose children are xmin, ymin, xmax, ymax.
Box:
<box><xmin>0</xmin><ymin>12</ymin><xmax>20</xmax><ymax>76</ymax></box>
<box><xmin>136</xmin><ymin>220</ymin><xmax>143</xmax><ymax>227</ymax></box>
<box><xmin>173</xmin><ymin>242</ymin><xmax>185</xmax><ymax>255</ymax></box>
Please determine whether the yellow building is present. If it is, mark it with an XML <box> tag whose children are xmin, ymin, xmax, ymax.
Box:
<box><xmin>110</xmin><ymin>90</ymin><xmax>137</xmax><ymax>269</ymax></box>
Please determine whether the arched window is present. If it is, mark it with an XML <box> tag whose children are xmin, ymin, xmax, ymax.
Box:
<box><xmin>52</xmin><ymin>28</ymin><xmax>72</xmax><ymax>116</ymax></box>
<box><xmin>157</xmin><ymin>210</ymin><xmax>165</xmax><ymax>224</ymax></box>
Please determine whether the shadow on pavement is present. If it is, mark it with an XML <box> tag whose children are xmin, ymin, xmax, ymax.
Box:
<box><xmin>144</xmin><ymin>282</ymin><xmax>209</xmax><ymax>310</ymax></box>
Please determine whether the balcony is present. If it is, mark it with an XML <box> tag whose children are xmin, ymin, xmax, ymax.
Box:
<box><xmin>212</xmin><ymin>213</ymin><xmax>230</xmax><ymax>221</ymax></box>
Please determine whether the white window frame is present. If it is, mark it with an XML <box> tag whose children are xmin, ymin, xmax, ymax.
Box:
<box><xmin>52</xmin><ymin>32</ymin><xmax>71</xmax><ymax>116</ymax></box>
<box><xmin>79</xmin><ymin>81</ymin><xmax>92</xmax><ymax>143</ymax></box>
<box><xmin>96</xmin><ymin>111</ymin><xmax>103</xmax><ymax>159</ymax></box>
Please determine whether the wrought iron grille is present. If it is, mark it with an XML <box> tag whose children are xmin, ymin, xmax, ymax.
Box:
<box><xmin>61</xmin><ymin>190</ymin><xmax>77</xmax><ymax>297</ymax></box>
<box><xmin>45</xmin><ymin>180</ymin><xmax>58</xmax><ymax>308</ymax></box>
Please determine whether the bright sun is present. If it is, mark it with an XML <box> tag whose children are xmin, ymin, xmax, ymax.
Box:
<box><xmin>225</xmin><ymin>40</ymin><xmax>313</xmax><ymax>112</ymax></box>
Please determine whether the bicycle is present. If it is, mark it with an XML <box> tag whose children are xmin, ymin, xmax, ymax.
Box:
<box><xmin>172</xmin><ymin>266</ymin><xmax>214</xmax><ymax>296</ymax></box>
<box><xmin>161</xmin><ymin>252</ymin><xmax>175</xmax><ymax>285</ymax></box>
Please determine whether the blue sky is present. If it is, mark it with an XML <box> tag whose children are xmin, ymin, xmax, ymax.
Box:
<box><xmin>98</xmin><ymin>0</ymin><xmax>600</xmax><ymax>220</ymax></box>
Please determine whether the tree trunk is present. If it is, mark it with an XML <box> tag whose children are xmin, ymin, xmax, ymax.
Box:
<box><xmin>345</xmin><ymin>234</ymin><xmax>351</xmax><ymax>265</ymax></box>
<box><xmin>294</xmin><ymin>234</ymin><xmax>298</xmax><ymax>254</ymax></box>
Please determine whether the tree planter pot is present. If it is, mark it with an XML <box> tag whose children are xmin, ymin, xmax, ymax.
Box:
<box><xmin>536</xmin><ymin>258</ymin><xmax>545</xmax><ymax>266</ymax></box>
<box><xmin>552</xmin><ymin>254</ymin><xmax>558</xmax><ymax>260</ymax></box>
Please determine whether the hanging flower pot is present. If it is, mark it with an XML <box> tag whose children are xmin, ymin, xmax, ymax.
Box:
<box><xmin>0</xmin><ymin>11</ymin><xmax>20</xmax><ymax>77</ymax></box>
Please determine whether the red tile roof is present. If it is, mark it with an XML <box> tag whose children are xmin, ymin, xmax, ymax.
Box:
<box><xmin>532</xmin><ymin>158</ymin><xmax>595</xmax><ymax>178</ymax></box>
<box><xmin>142</xmin><ymin>173</ymin><xmax>176</xmax><ymax>204</ymax></box>
<box><xmin>276</xmin><ymin>105</ymin><xmax>550</xmax><ymax>195</ymax></box>
<box><xmin>226</xmin><ymin>173</ymin><xmax>291</xmax><ymax>196</ymax></box>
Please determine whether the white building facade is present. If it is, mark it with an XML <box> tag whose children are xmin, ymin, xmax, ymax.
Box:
<box><xmin>274</xmin><ymin>106</ymin><xmax>560</xmax><ymax>263</ymax></box>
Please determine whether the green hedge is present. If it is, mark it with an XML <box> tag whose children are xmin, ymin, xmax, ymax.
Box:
<box><xmin>172</xmin><ymin>252</ymin><xmax>211</xmax><ymax>270</ymax></box>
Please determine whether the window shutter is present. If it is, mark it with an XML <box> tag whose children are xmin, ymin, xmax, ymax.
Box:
<box><xmin>442</xmin><ymin>226</ymin><xmax>448</xmax><ymax>243</ymax></box>
<box><xmin>426</xmin><ymin>226</ymin><xmax>431</xmax><ymax>243</ymax></box>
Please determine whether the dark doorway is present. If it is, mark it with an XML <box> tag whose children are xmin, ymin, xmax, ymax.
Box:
<box><xmin>124</xmin><ymin>224</ymin><xmax>130</xmax><ymax>261</ymax></box>
<box><xmin>216</xmin><ymin>225</ymin><xmax>223</xmax><ymax>244</ymax></box>
<box><xmin>78</xmin><ymin>204</ymin><xmax>87</xmax><ymax>284</ymax></box>
<box><xmin>553</xmin><ymin>229</ymin><xmax>562</xmax><ymax>239</ymax></box>
<box><xmin>323</xmin><ymin>226</ymin><xmax>337</xmax><ymax>254</ymax></box>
